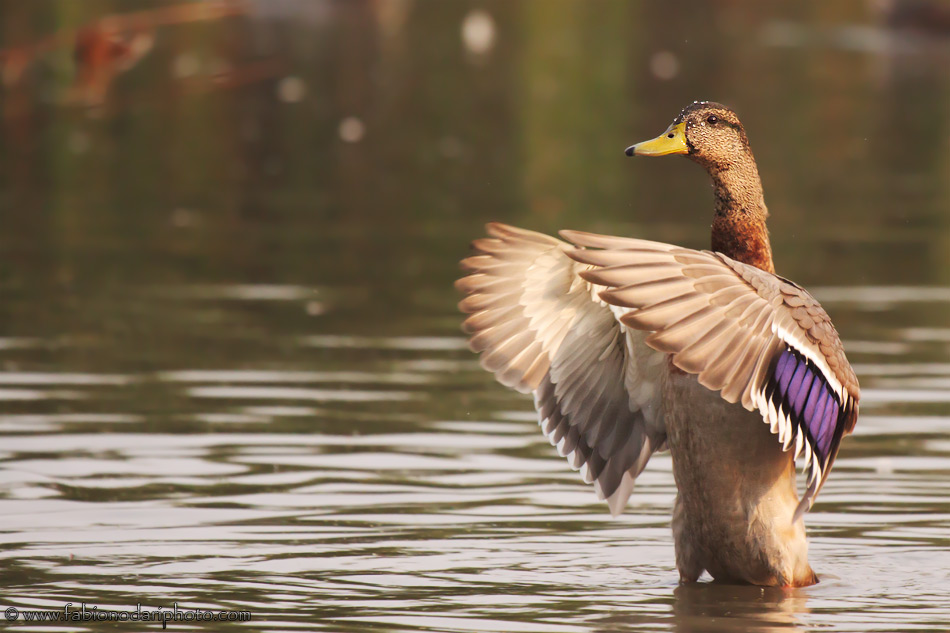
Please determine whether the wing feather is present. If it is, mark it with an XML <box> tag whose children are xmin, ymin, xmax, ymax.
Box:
<box><xmin>564</xmin><ymin>233</ymin><xmax>860</xmax><ymax>518</ymax></box>
<box><xmin>458</xmin><ymin>223</ymin><xmax>668</xmax><ymax>515</ymax></box>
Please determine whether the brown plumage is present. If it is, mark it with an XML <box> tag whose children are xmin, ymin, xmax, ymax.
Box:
<box><xmin>456</xmin><ymin>102</ymin><xmax>859</xmax><ymax>587</ymax></box>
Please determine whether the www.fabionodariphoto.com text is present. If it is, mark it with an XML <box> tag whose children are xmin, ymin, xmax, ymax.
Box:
<box><xmin>4</xmin><ymin>603</ymin><xmax>251</xmax><ymax>628</ymax></box>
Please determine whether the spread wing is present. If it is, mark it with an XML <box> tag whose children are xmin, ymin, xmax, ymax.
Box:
<box><xmin>562</xmin><ymin>229</ymin><xmax>860</xmax><ymax>520</ymax></box>
<box><xmin>456</xmin><ymin>223</ymin><xmax>667</xmax><ymax>515</ymax></box>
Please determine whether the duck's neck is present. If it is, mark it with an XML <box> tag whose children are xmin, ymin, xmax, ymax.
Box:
<box><xmin>707</xmin><ymin>157</ymin><xmax>775</xmax><ymax>274</ymax></box>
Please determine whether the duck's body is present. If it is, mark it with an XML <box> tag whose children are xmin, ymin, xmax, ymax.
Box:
<box><xmin>456</xmin><ymin>102</ymin><xmax>858</xmax><ymax>587</ymax></box>
<box><xmin>667</xmin><ymin>372</ymin><xmax>814</xmax><ymax>585</ymax></box>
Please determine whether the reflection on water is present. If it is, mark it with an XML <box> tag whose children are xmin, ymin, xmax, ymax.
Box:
<box><xmin>668</xmin><ymin>584</ymin><xmax>809</xmax><ymax>633</ymax></box>
<box><xmin>0</xmin><ymin>0</ymin><xmax>949</xmax><ymax>631</ymax></box>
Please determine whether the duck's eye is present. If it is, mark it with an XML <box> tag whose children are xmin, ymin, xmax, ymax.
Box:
<box><xmin>706</xmin><ymin>115</ymin><xmax>718</xmax><ymax>125</ymax></box>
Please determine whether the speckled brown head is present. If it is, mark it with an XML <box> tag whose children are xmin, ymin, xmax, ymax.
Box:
<box><xmin>626</xmin><ymin>101</ymin><xmax>751</xmax><ymax>169</ymax></box>
<box><xmin>626</xmin><ymin>101</ymin><xmax>775</xmax><ymax>273</ymax></box>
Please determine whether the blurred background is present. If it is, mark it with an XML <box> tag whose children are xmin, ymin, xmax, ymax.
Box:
<box><xmin>0</xmin><ymin>1</ymin><xmax>948</xmax><ymax>631</ymax></box>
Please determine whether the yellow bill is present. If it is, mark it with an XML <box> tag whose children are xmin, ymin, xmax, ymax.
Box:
<box><xmin>625</xmin><ymin>121</ymin><xmax>688</xmax><ymax>157</ymax></box>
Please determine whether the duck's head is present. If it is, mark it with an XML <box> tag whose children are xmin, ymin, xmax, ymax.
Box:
<box><xmin>626</xmin><ymin>101</ymin><xmax>751</xmax><ymax>170</ymax></box>
<box><xmin>627</xmin><ymin>101</ymin><xmax>773</xmax><ymax>273</ymax></box>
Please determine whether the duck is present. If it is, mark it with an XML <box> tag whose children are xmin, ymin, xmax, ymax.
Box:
<box><xmin>455</xmin><ymin>101</ymin><xmax>860</xmax><ymax>587</ymax></box>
